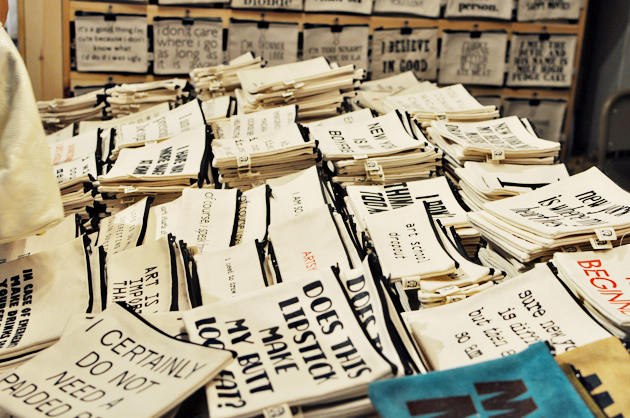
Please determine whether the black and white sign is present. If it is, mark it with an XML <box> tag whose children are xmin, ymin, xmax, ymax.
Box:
<box><xmin>444</xmin><ymin>0</ymin><xmax>513</xmax><ymax>20</ymax></box>
<box><xmin>230</xmin><ymin>0</ymin><xmax>302</xmax><ymax>10</ymax></box>
<box><xmin>439</xmin><ymin>31</ymin><xmax>508</xmax><ymax>86</ymax></box>
<box><xmin>517</xmin><ymin>0</ymin><xmax>582</xmax><ymax>21</ymax></box>
<box><xmin>74</xmin><ymin>13</ymin><xmax>149</xmax><ymax>73</ymax></box>
<box><xmin>373</xmin><ymin>0</ymin><xmax>440</xmax><ymax>17</ymax></box>
<box><xmin>304</xmin><ymin>0</ymin><xmax>372</xmax><ymax>14</ymax></box>
<box><xmin>227</xmin><ymin>20</ymin><xmax>299</xmax><ymax>67</ymax></box>
<box><xmin>303</xmin><ymin>25</ymin><xmax>369</xmax><ymax>70</ymax></box>
<box><xmin>370</xmin><ymin>28</ymin><xmax>438</xmax><ymax>81</ymax></box>
<box><xmin>153</xmin><ymin>18</ymin><xmax>223</xmax><ymax>75</ymax></box>
<box><xmin>503</xmin><ymin>99</ymin><xmax>567</xmax><ymax>142</ymax></box>
<box><xmin>159</xmin><ymin>0</ymin><xmax>229</xmax><ymax>4</ymax></box>
<box><xmin>507</xmin><ymin>33</ymin><xmax>577</xmax><ymax>88</ymax></box>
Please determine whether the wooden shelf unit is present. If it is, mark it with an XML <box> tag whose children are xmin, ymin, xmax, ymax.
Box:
<box><xmin>60</xmin><ymin>0</ymin><xmax>590</xmax><ymax>158</ymax></box>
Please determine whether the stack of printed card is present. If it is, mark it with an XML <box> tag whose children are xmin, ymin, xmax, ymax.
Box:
<box><xmin>312</xmin><ymin>110</ymin><xmax>441</xmax><ymax>187</ymax></box>
<box><xmin>105</xmin><ymin>79</ymin><xmax>189</xmax><ymax>118</ymax></box>
<box><xmin>384</xmin><ymin>84</ymin><xmax>499</xmax><ymax>124</ymax></box>
<box><xmin>468</xmin><ymin>167</ymin><xmax>630</xmax><ymax>266</ymax></box>
<box><xmin>211</xmin><ymin>123</ymin><xmax>317</xmax><ymax>189</ymax></box>
<box><xmin>236</xmin><ymin>57</ymin><xmax>365</xmax><ymax>121</ymax></box>
<box><xmin>38</xmin><ymin>89</ymin><xmax>106</xmax><ymax>133</ymax></box>
<box><xmin>426</xmin><ymin>116</ymin><xmax>561</xmax><ymax>173</ymax></box>
<box><xmin>108</xmin><ymin>100</ymin><xmax>206</xmax><ymax>160</ymax></box>
<box><xmin>48</xmin><ymin>128</ymin><xmax>102</xmax><ymax>218</ymax></box>
<box><xmin>190</xmin><ymin>52</ymin><xmax>264</xmax><ymax>101</ymax></box>
<box><xmin>553</xmin><ymin>245</ymin><xmax>630</xmax><ymax>339</ymax></box>
<box><xmin>344</xmin><ymin>177</ymin><xmax>480</xmax><ymax>258</ymax></box>
<box><xmin>454</xmin><ymin>161</ymin><xmax>571</xmax><ymax>211</ymax></box>
<box><xmin>97</xmin><ymin>125</ymin><xmax>213</xmax><ymax>213</ymax></box>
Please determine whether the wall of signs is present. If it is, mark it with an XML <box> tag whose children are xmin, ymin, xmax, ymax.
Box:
<box><xmin>71</xmin><ymin>12</ymin><xmax>579</xmax><ymax>90</ymax></box>
<box><xmin>66</xmin><ymin>0</ymin><xmax>588</xmax><ymax>149</ymax></box>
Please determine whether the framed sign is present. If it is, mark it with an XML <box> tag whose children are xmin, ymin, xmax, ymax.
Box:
<box><xmin>153</xmin><ymin>17</ymin><xmax>223</xmax><ymax>75</ymax></box>
<box><xmin>370</xmin><ymin>27</ymin><xmax>438</xmax><ymax>81</ymax></box>
<box><xmin>74</xmin><ymin>12</ymin><xmax>149</xmax><ymax>73</ymax></box>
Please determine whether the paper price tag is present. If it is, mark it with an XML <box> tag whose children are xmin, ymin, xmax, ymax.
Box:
<box><xmin>121</xmin><ymin>197</ymin><xmax>136</xmax><ymax>204</ymax></box>
<box><xmin>353</xmin><ymin>154</ymin><xmax>368</xmax><ymax>160</ymax></box>
<box><xmin>237</xmin><ymin>154</ymin><xmax>252</xmax><ymax>169</ymax></box>
<box><xmin>365</xmin><ymin>160</ymin><xmax>380</xmax><ymax>172</ymax></box>
<box><xmin>595</xmin><ymin>227</ymin><xmax>617</xmax><ymax>241</ymax></box>
<box><xmin>402</xmin><ymin>277</ymin><xmax>421</xmax><ymax>289</ymax></box>
<box><xmin>124</xmin><ymin>186</ymin><xmax>138</xmax><ymax>194</ymax></box>
<box><xmin>436</xmin><ymin>285</ymin><xmax>459</xmax><ymax>296</ymax></box>
<box><xmin>589</xmin><ymin>237</ymin><xmax>613</xmax><ymax>250</ymax></box>
<box><xmin>435</xmin><ymin>112</ymin><xmax>448</xmax><ymax>121</ymax></box>
<box><xmin>446</xmin><ymin>295</ymin><xmax>466</xmax><ymax>304</ymax></box>
<box><xmin>187</xmin><ymin>245</ymin><xmax>200</xmax><ymax>256</ymax></box>
<box><xmin>263</xmin><ymin>404</ymin><xmax>303</xmax><ymax>418</ymax></box>
<box><xmin>491</xmin><ymin>149</ymin><xmax>506</xmax><ymax>161</ymax></box>
<box><xmin>238</xmin><ymin>171</ymin><xmax>258</xmax><ymax>179</ymax></box>
<box><xmin>561</xmin><ymin>245</ymin><xmax>582</xmax><ymax>253</ymax></box>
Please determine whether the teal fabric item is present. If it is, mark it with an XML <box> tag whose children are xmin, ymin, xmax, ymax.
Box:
<box><xmin>368</xmin><ymin>342</ymin><xmax>593</xmax><ymax>418</ymax></box>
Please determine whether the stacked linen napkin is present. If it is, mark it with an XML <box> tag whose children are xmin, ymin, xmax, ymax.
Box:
<box><xmin>211</xmin><ymin>123</ymin><xmax>317</xmax><ymax>189</ymax></box>
<box><xmin>362</xmin><ymin>204</ymin><xmax>457</xmax><ymax>284</ymax></box>
<box><xmin>97</xmin><ymin>125</ymin><xmax>213</xmax><ymax>213</ymax></box>
<box><xmin>0</xmin><ymin>304</ymin><xmax>234</xmax><ymax>418</ymax></box>
<box><xmin>48</xmin><ymin>128</ymin><xmax>102</xmax><ymax>219</ymax></box>
<box><xmin>426</xmin><ymin>116</ymin><xmax>561</xmax><ymax>176</ymax></box>
<box><xmin>109</xmin><ymin>100</ymin><xmax>206</xmax><ymax>160</ymax></box>
<box><xmin>344</xmin><ymin>177</ymin><xmax>480</xmax><ymax>258</ymax></box>
<box><xmin>38</xmin><ymin>89</ymin><xmax>106</xmax><ymax>133</ymax></box>
<box><xmin>468</xmin><ymin>167</ymin><xmax>630</xmax><ymax>266</ymax></box>
<box><xmin>369</xmin><ymin>342</ymin><xmax>600</xmax><ymax>418</ymax></box>
<box><xmin>105</xmin><ymin>79</ymin><xmax>190</xmax><ymax>118</ymax></box>
<box><xmin>555</xmin><ymin>337</ymin><xmax>630</xmax><ymax>418</ymax></box>
<box><xmin>384</xmin><ymin>83</ymin><xmax>499</xmax><ymax>124</ymax></box>
<box><xmin>236</xmin><ymin>57</ymin><xmax>365</xmax><ymax>121</ymax></box>
<box><xmin>77</xmin><ymin>102</ymin><xmax>171</xmax><ymax>135</ymax></box>
<box><xmin>0</xmin><ymin>214</ymin><xmax>81</xmax><ymax>265</ymax></box>
<box><xmin>354</xmin><ymin>71</ymin><xmax>435</xmax><ymax>115</ymax></box>
<box><xmin>0</xmin><ymin>236</ymin><xmax>93</xmax><ymax>371</ymax></box>
<box><xmin>360</xmin><ymin>202</ymin><xmax>497</xmax><ymax>309</ymax></box>
<box><xmin>552</xmin><ymin>245</ymin><xmax>630</xmax><ymax>339</ymax></box>
<box><xmin>454</xmin><ymin>161</ymin><xmax>571</xmax><ymax>211</ymax></box>
<box><xmin>199</xmin><ymin>95</ymin><xmax>236</xmax><ymax>125</ymax></box>
<box><xmin>182</xmin><ymin>268</ymin><xmax>397</xmax><ymax>418</ymax></box>
<box><xmin>477</xmin><ymin>241</ymin><xmax>533</xmax><ymax>279</ymax></box>
<box><xmin>210</xmin><ymin>104</ymin><xmax>298</xmax><ymax>140</ymax></box>
<box><xmin>402</xmin><ymin>264</ymin><xmax>611</xmax><ymax>371</ymax></box>
<box><xmin>312</xmin><ymin>110</ymin><xmax>441</xmax><ymax>187</ymax></box>
<box><xmin>190</xmin><ymin>52</ymin><xmax>264</xmax><ymax>101</ymax></box>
